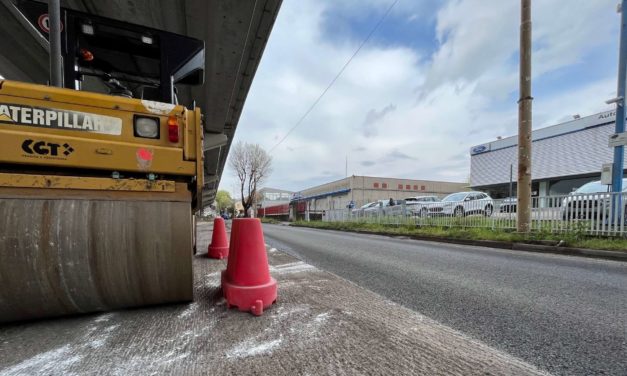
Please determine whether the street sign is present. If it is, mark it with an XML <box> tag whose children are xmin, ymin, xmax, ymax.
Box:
<box><xmin>601</xmin><ymin>163</ymin><xmax>613</xmax><ymax>185</ymax></box>
<box><xmin>37</xmin><ymin>14</ymin><xmax>64</xmax><ymax>34</ymax></box>
<box><xmin>608</xmin><ymin>131</ymin><xmax>627</xmax><ymax>147</ymax></box>
<box><xmin>15</xmin><ymin>1</ymin><xmax>65</xmax><ymax>40</ymax></box>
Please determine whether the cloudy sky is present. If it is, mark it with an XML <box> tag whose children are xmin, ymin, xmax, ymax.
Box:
<box><xmin>220</xmin><ymin>0</ymin><xmax>620</xmax><ymax>196</ymax></box>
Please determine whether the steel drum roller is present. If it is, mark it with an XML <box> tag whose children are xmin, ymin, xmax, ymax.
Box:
<box><xmin>0</xmin><ymin>191</ymin><xmax>193</xmax><ymax>323</ymax></box>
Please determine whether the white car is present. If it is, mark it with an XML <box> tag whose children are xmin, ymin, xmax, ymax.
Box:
<box><xmin>352</xmin><ymin>201</ymin><xmax>378</xmax><ymax>216</ymax></box>
<box><xmin>364</xmin><ymin>199</ymin><xmax>391</xmax><ymax>216</ymax></box>
<box><xmin>429</xmin><ymin>191</ymin><xmax>494</xmax><ymax>217</ymax></box>
<box><xmin>560</xmin><ymin>179</ymin><xmax>627</xmax><ymax>220</ymax></box>
<box><xmin>404</xmin><ymin>196</ymin><xmax>440</xmax><ymax>217</ymax></box>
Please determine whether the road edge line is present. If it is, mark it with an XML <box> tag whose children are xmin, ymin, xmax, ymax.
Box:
<box><xmin>288</xmin><ymin>224</ymin><xmax>627</xmax><ymax>263</ymax></box>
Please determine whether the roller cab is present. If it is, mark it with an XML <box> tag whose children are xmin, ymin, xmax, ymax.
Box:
<box><xmin>0</xmin><ymin>1</ymin><xmax>205</xmax><ymax>323</ymax></box>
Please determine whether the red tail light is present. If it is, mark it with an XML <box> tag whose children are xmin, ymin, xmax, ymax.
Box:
<box><xmin>168</xmin><ymin>115</ymin><xmax>179</xmax><ymax>143</ymax></box>
<box><xmin>80</xmin><ymin>48</ymin><xmax>94</xmax><ymax>62</ymax></box>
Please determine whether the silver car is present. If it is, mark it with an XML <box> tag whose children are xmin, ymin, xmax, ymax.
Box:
<box><xmin>429</xmin><ymin>191</ymin><xmax>494</xmax><ymax>217</ymax></box>
<box><xmin>560</xmin><ymin>179</ymin><xmax>627</xmax><ymax>220</ymax></box>
<box><xmin>499</xmin><ymin>197</ymin><xmax>517</xmax><ymax>213</ymax></box>
<box><xmin>404</xmin><ymin>196</ymin><xmax>440</xmax><ymax>217</ymax></box>
<box><xmin>364</xmin><ymin>199</ymin><xmax>391</xmax><ymax>216</ymax></box>
<box><xmin>352</xmin><ymin>201</ymin><xmax>378</xmax><ymax>216</ymax></box>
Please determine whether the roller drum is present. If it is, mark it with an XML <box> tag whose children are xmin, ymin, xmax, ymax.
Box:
<box><xmin>0</xmin><ymin>193</ymin><xmax>193</xmax><ymax>323</ymax></box>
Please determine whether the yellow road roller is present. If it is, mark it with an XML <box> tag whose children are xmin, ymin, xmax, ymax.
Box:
<box><xmin>0</xmin><ymin>1</ymin><xmax>207</xmax><ymax>322</ymax></box>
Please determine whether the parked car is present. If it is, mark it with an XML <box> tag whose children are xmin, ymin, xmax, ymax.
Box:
<box><xmin>429</xmin><ymin>191</ymin><xmax>494</xmax><ymax>217</ymax></box>
<box><xmin>560</xmin><ymin>179</ymin><xmax>627</xmax><ymax>220</ymax></box>
<box><xmin>370</xmin><ymin>199</ymin><xmax>420</xmax><ymax>216</ymax></box>
<box><xmin>364</xmin><ymin>199</ymin><xmax>391</xmax><ymax>216</ymax></box>
<box><xmin>499</xmin><ymin>197</ymin><xmax>517</xmax><ymax>213</ymax></box>
<box><xmin>404</xmin><ymin>196</ymin><xmax>440</xmax><ymax>217</ymax></box>
<box><xmin>352</xmin><ymin>201</ymin><xmax>378</xmax><ymax>216</ymax></box>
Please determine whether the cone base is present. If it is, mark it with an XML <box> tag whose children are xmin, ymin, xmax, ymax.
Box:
<box><xmin>221</xmin><ymin>270</ymin><xmax>277</xmax><ymax>316</ymax></box>
<box><xmin>207</xmin><ymin>245</ymin><xmax>229</xmax><ymax>259</ymax></box>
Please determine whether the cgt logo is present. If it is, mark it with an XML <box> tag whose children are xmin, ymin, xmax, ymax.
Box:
<box><xmin>22</xmin><ymin>139</ymin><xmax>74</xmax><ymax>157</ymax></box>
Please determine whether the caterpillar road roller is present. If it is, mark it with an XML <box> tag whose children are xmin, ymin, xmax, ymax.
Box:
<box><xmin>0</xmin><ymin>1</ymin><xmax>215</xmax><ymax>322</ymax></box>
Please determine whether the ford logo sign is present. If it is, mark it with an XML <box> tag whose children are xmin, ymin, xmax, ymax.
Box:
<box><xmin>471</xmin><ymin>145</ymin><xmax>488</xmax><ymax>154</ymax></box>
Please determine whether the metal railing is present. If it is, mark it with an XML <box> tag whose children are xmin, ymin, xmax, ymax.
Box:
<box><xmin>321</xmin><ymin>192</ymin><xmax>627</xmax><ymax>236</ymax></box>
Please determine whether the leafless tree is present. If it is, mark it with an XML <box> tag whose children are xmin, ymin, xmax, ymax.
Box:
<box><xmin>228</xmin><ymin>142</ymin><xmax>272</xmax><ymax>217</ymax></box>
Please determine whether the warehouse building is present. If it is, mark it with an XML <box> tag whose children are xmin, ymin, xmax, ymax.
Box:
<box><xmin>470</xmin><ymin>110</ymin><xmax>627</xmax><ymax>198</ymax></box>
<box><xmin>254</xmin><ymin>187</ymin><xmax>293</xmax><ymax>217</ymax></box>
<box><xmin>256</xmin><ymin>187</ymin><xmax>293</xmax><ymax>208</ymax></box>
<box><xmin>289</xmin><ymin>175</ymin><xmax>467</xmax><ymax>219</ymax></box>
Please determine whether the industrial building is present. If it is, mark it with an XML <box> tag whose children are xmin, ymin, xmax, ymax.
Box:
<box><xmin>287</xmin><ymin>175</ymin><xmax>467</xmax><ymax>219</ymax></box>
<box><xmin>470</xmin><ymin>110</ymin><xmax>627</xmax><ymax>198</ymax></box>
<box><xmin>257</xmin><ymin>187</ymin><xmax>293</xmax><ymax>208</ymax></box>
<box><xmin>255</xmin><ymin>187</ymin><xmax>293</xmax><ymax>217</ymax></box>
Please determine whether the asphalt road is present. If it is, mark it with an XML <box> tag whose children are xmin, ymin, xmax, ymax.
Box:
<box><xmin>263</xmin><ymin>224</ymin><xmax>627</xmax><ymax>376</ymax></box>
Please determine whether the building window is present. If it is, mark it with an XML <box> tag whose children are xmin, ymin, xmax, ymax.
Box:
<box><xmin>413</xmin><ymin>185</ymin><xmax>418</xmax><ymax>190</ymax></box>
<box><xmin>398</xmin><ymin>184</ymin><xmax>403</xmax><ymax>189</ymax></box>
<box><xmin>405</xmin><ymin>184</ymin><xmax>411</xmax><ymax>190</ymax></box>
<box><xmin>382</xmin><ymin>183</ymin><xmax>387</xmax><ymax>189</ymax></box>
<box><xmin>421</xmin><ymin>185</ymin><xmax>426</xmax><ymax>191</ymax></box>
<box><xmin>373</xmin><ymin>182</ymin><xmax>379</xmax><ymax>188</ymax></box>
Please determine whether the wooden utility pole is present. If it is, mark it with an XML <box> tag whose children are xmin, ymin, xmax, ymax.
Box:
<box><xmin>517</xmin><ymin>0</ymin><xmax>532</xmax><ymax>232</ymax></box>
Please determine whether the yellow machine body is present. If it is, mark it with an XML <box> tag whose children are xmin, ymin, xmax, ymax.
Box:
<box><xmin>0</xmin><ymin>80</ymin><xmax>204</xmax><ymax>322</ymax></box>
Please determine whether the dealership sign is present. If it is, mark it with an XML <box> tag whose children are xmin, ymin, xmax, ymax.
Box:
<box><xmin>608</xmin><ymin>132</ymin><xmax>627</xmax><ymax>147</ymax></box>
<box><xmin>470</xmin><ymin>144</ymin><xmax>490</xmax><ymax>155</ymax></box>
<box><xmin>599</xmin><ymin>111</ymin><xmax>616</xmax><ymax>120</ymax></box>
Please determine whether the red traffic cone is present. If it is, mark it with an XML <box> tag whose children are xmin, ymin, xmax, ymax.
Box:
<box><xmin>221</xmin><ymin>218</ymin><xmax>277</xmax><ymax>316</ymax></box>
<box><xmin>208</xmin><ymin>217</ymin><xmax>229</xmax><ymax>259</ymax></box>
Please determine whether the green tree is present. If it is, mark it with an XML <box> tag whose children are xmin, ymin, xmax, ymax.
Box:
<box><xmin>215</xmin><ymin>190</ymin><xmax>233</xmax><ymax>213</ymax></box>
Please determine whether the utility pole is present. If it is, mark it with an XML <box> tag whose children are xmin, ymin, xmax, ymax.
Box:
<box><xmin>612</xmin><ymin>1</ymin><xmax>626</xmax><ymax>196</ymax></box>
<box><xmin>48</xmin><ymin>0</ymin><xmax>63</xmax><ymax>87</ymax></box>
<box><xmin>517</xmin><ymin>0</ymin><xmax>533</xmax><ymax>232</ymax></box>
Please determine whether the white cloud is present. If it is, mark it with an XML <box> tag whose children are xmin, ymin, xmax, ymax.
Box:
<box><xmin>220</xmin><ymin>0</ymin><xmax>620</xmax><ymax>196</ymax></box>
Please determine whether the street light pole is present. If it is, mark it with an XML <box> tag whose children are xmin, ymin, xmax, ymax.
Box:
<box><xmin>48</xmin><ymin>0</ymin><xmax>63</xmax><ymax>87</ymax></box>
<box><xmin>612</xmin><ymin>0</ymin><xmax>627</xmax><ymax>195</ymax></box>
<box><xmin>517</xmin><ymin>0</ymin><xmax>533</xmax><ymax>232</ymax></box>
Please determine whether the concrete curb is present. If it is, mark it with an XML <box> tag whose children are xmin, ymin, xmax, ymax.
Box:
<box><xmin>289</xmin><ymin>224</ymin><xmax>627</xmax><ymax>262</ymax></box>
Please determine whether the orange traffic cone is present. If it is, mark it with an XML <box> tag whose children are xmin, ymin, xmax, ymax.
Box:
<box><xmin>221</xmin><ymin>218</ymin><xmax>277</xmax><ymax>316</ymax></box>
<box><xmin>208</xmin><ymin>217</ymin><xmax>229</xmax><ymax>259</ymax></box>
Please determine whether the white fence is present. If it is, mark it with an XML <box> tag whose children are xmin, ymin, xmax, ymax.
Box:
<box><xmin>322</xmin><ymin>192</ymin><xmax>627</xmax><ymax>237</ymax></box>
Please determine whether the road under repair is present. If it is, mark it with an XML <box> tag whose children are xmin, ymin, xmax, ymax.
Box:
<box><xmin>263</xmin><ymin>224</ymin><xmax>627</xmax><ymax>376</ymax></box>
<box><xmin>0</xmin><ymin>221</ymin><xmax>547</xmax><ymax>376</ymax></box>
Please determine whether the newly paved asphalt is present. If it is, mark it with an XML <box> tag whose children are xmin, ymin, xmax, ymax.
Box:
<box><xmin>263</xmin><ymin>224</ymin><xmax>627</xmax><ymax>376</ymax></box>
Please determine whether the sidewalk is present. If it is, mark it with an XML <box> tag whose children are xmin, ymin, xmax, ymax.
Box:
<box><xmin>0</xmin><ymin>220</ymin><xmax>547</xmax><ymax>375</ymax></box>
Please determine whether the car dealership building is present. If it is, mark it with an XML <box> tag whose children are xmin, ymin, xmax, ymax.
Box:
<box><xmin>470</xmin><ymin>110</ymin><xmax>627</xmax><ymax>199</ymax></box>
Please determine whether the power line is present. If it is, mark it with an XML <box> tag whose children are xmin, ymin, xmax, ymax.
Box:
<box><xmin>269</xmin><ymin>0</ymin><xmax>399</xmax><ymax>152</ymax></box>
